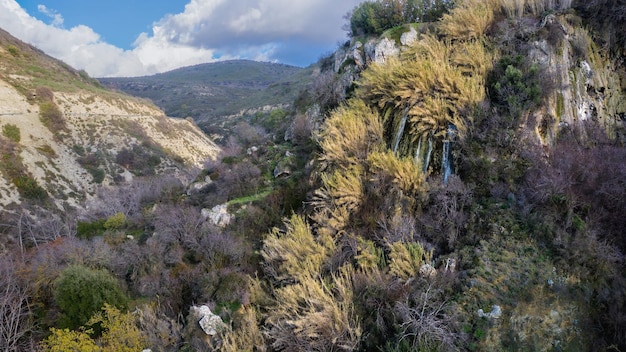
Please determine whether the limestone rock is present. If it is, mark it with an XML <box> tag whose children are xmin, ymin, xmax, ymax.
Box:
<box><xmin>190</xmin><ymin>305</ymin><xmax>224</xmax><ymax>336</ymax></box>
<box><xmin>187</xmin><ymin>175</ymin><xmax>213</xmax><ymax>195</ymax></box>
<box><xmin>273</xmin><ymin>162</ymin><xmax>292</xmax><ymax>178</ymax></box>
<box><xmin>352</xmin><ymin>42</ymin><xmax>365</xmax><ymax>69</ymax></box>
<box><xmin>478</xmin><ymin>305</ymin><xmax>502</xmax><ymax>320</ymax></box>
<box><xmin>400</xmin><ymin>26</ymin><xmax>418</xmax><ymax>46</ymax></box>
<box><xmin>365</xmin><ymin>37</ymin><xmax>400</xmax><ymax>65</ymax></box>
<box><xmin>419</xmin><ymin>263</ymin><xmax>437</xmax><ymax>277</ymax></box>
<box><xmin>202</xmin><ymin>204</ymin><xmax>232</xmax><ymax>227</ymax></box>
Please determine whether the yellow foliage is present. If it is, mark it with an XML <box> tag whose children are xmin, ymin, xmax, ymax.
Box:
<box><xmin>87</xmin><ymin>304</ymin><xmax>147</xmax><ymax>352</ymax></box>
<box><xmin>104</xmin><ymin>212</ymin><xmax>126</xmax><ymax>230</ymax></box>
<box><xmin>311</xmin><ymin>166</ymin><xmax>365</xmax><ymax>234</ymax></box>
<box><xmin>355</xmin><ymin>237</ymin><xmax>386</xmax><ymax>271</ymax></box>
<box><xmin>440</xmin><ymin>0</ymin><xmax>498</xmax><ymax>40</ymax></box>
<box><xmin>318</xmin><ymin>100</ymin><xmax>384</xmax><ymax>169</ymax></box>
<box><xmin>388</xmin><ymin>241</ymin><xmax>433</xmax><ymax>280</ymax></box>
<box><xmin>42</xmin><ymin>328</ymin><xmax>100</xmax><ymax>352</ymax></box>
<box><xmin>358</xmin><ymin>35</ymin><xmax>485</xmax><ymax>147</ymax></box>
<box><xmin>221</xmin><ymin>306</ymin><xmax>265</xmax><ymax>352</ymax></box>
<box><xmin>261</xmin><ymin>214</ymin><xmax>334</xmax><ymax>283</ymax></box>
<box><xmin>41</xmin><ymin>304</ymin><xmax>146</xmax><ymax>352</ymax></box>
<box><xmin>266</xmin><ymin>265</ymin><xmax>361</xmax><ymax>351</ymax></box>
<box><xmin>368</xmin><ymin>151</ymin><xmax>426</xmax><ymax>197</ymax></box>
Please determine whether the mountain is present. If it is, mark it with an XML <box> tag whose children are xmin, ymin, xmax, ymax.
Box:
<box><xmin>0</xmin><ymin>28</ymin><xmax>220</xmax><ymax>210</ymax></box>
<box><xmin>99</xmin><ymin>60</ymin><xmax>315</xmax><ymax>137</ymax></box>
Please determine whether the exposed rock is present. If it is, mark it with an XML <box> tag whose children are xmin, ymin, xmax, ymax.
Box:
<box><xmin>273</xmin><ymin>162</ymin><xmax>292</xmax><ymax>178</ymax></box>
<box><xmin>478</xmin><ymin>305</ymin><xmax>502</xmax><ymax>320</ymax></box>
<box><xmin>184</xmin><ymin>305</ymin><xmax>225</xmax><ymax>347</ymax></box>
<box><xmin>352</xmin><ymin>42</ymin><xmax>365</xmax><ymax>69</ymax></box>
<box><xmin>419</xmin><ymin>263</ymin><xmax>437</xmax><ymax>277</ymax></box>
<box><xmin>247</xmin><ymin>146</ymin><xmax>259</xmax><ymax>155</ymax></box>
<box><xmin>365</xmin><ymin>37</ymin><xmax>400</xmax><ymax>65</ymax></box>
<box><xmin>400</xmin><ymin>26</ymin><xmax>418</xmax><ymax>46</ymax></box>
<box><xmin>190</xmin><ymin>305</ymin><xmax>225</xmax><ymax>336</ymax></box>
<box><xmin>201</xmin><ymin>204</ymin><xmax>232</xmax><ymax>227</ymax></box>
<box><xmin>187</xmin><ymin>175</ymin><xmax>213</xmax><ymax>195</ymax></box>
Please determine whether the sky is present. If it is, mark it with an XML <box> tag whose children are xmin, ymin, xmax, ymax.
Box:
<box><xmin>2</xmin><ymin>0</ymin><xmax>362</xmax><ymax>77</ymax></box>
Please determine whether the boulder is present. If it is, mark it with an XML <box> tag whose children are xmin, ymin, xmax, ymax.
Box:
<box><xmin>192</xmin><ymin>305</ymin><xmax>224</xmax><ymax>336</ymax></box>
<box><xmin>478</xmin><ymin>305</ymin><xmax>502</xmax><ymax>320</ymax></box>
<box><xmin>373</xmin><ymin>37</ymin><xmax>400</xmax><ymax>64</ymax></box>
<box><xmin>187</xmin><ymin>175</ymin><xmax>213</xmax><ymax>195</ymax></box>
<box><xmin>400</xmin><ymin>26</ymin><xmax>418</xmax><ymax>46</ymax></box>
<box><xmin>202</xmin><ymin>204</ymin><xmax>232</xmax><ymax>227</ymax></box>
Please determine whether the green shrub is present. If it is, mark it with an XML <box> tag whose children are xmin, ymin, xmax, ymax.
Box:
<box><xmin>2</xmin><ymin>124</ymin><xmax>21</xmax><ymax>143</ymax></box>
<box><xmin>76</xmin><ymin>219</ymin><xmax>107</xmax><ymax>239</ymax></box>
<box><xmin>13</xmin><ymin>175</ymin><xmax>48</xmax><ymax>200</ymax></box>
<box><xmin>349</xmin><ymin>0</ymin><xmax>451</xmax><ymax>36</ymax></box>
<box><xmin>488</xmin><ymin>55</ymin><xmax>542</xmax><ymax>119</ymax></box>
<box><xmin>87</xmin><ymin>167</ymin><xmax>105</xmax><ymax>184</ymax></box>
<box><xmin>7</xmin><ymin>45</ymin><xmax>19</xmax><ymax>57</ymax></box>
<box><xmin>54</xmin><ymin>265</ymin><xmax>128</xmax><ymax>329</ymax></box>
<box><xmin>104</xmin><ymin>212</ymin><xmax>126</xmax><ymax>230</ymax></box>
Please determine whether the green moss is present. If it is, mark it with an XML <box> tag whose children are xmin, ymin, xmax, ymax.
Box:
<box><xmin>556</xmin><ymin>92</ymin><xmax>564</xmax><ymax>117</ymax></box>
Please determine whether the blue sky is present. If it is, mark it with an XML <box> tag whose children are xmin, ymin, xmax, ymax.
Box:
<box><xmin>2</xmin><ymin>0</ymin><xmax>362</xmax><ymax>77</ymax></box>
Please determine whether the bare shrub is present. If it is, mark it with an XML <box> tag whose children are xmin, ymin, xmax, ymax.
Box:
<box><xmin>311</xmin><ymin>70</ymin><xmax>344</xmax><ymax>112</ymax></box>
<box><xmin>395</xmin><ymin>282</ymin><xmax>466</xmax><ymax>351</ymax></box>
<box><xmin>418</xmin><ymin>175</ymin><xmax>473</xmax><ymax>249</ymax></box>
<box><xmin>0</xmin><ymin>256</ymin><xmax>34</xmax><ymax>352</ymax></box>
<box><xmin>35</xmin><ymin>86</ymin><xmax>54</xmax><ymax>102</ymax></box>
<box><xmin>39</xmin><ymin>101</ymin><xmax>67</xmax><ymax>136</ymax></box>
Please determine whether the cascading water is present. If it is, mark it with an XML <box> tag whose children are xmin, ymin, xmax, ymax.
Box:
<box><xmin>442</xmin><ymin>140</ymin><xmax>451</xmax><ymax>183</ymax></box>
<box><xmin>441</xmin><ymin>124</ymin><xmax>457</xmax><ymax>183</ymax></box>
<box><xmin>392</xmin><ymin>107</ymin><xmax>409</xmax><ymax>155</ymax></box>
<box><xmin>413</xmin><ymin>133</ymin><xmax>433</xmax><ymax>173</ymax></box>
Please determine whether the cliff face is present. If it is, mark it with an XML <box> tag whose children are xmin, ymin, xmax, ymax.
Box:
<box><xmin>0</xmin><ymin>30</ymin><xmax>220</xmax><ymax>210</ymax></box>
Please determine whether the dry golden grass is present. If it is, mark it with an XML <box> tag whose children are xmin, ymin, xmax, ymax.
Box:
<box><xmin>318</xmin><ymin>100</ymin><xmax>384</xmax><ymax>169</ymax></box>
<box><xmin>265</xmin><ymin>265</ymin><xmax>361</xmax><ymax>351</ymax></box>
<box><xmin>368</xmin><ymin>151</ymin><xmax>426</xmax><ymax>197</ymax></box>
<box><xmin>440</xmin><ymin>0</ymin><xmax>498</xmax><ymax>40</ymax></box>
<box><xmin>221</xmin><ymin>306</ymin><xmax>266</xmax><ymax>352</ymax></box>
<box><xmin>387</xmin><ymin>241</ymin><xmax>433</xmax><ymax>280</ymax></box>
<box><xmin>261</xmin><ymin>214</ymin><xmax>334</xmax><ymax>283</ymax></box>
<box><xmin>359</xmin><ymin>35</ymin><xmax>485</xmax><ymax>145</ymax></box>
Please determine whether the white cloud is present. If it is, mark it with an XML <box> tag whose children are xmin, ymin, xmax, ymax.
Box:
<box><xmin>37</xmin><ymin>4</ymin><xmax>63</xmax><ymax>27</ymax></box>
<box><xmin>0</xmin><ymin>0</ymin><xmax>362</xmax><ymax>77</ymax></box>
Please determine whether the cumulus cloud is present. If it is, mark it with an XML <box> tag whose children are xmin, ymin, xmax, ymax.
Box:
<box><xmin>0</xmin><ymin>0</ymin><xmax>362</xmax><ymax>77</ymax></box>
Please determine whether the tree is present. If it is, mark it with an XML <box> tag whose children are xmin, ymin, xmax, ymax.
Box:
<box><xmin>0</xmin><ymin>258</ymin><xmax>33</xmax><ymax>352</ymax></box>
<box><xmin>54</xmin><ymin>265</ymin><xmax>128</xmax><ymax>329</ymax></box>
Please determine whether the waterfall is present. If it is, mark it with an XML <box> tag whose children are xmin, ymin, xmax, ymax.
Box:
<box><xmin>414</xmin><ymin>134</ymin><xmax>433</xmax><ymax>173</ymax></box>
<box><xmin>442</xmin><ymin>140</ymin><xmax>452</xmax><ymax>183</ymax></box>
<box><xmin>423</xmin><ymin>135</ymin><xmax>433</xmax><ymax>173</ymax></box>
<box><xmin>441</xmin><ymin>124</ymin><xmax>458</xmax><ymax>183</ymax></box>
<box><xmin>392</xmin><ymin>108</ymin><xmax>409</xmax><ymax>155</ymax></box>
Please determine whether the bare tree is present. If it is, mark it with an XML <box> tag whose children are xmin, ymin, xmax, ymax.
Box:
<box><xmin>0</xmin><ymin>257</ymin><xmax>33</xmax><ymax>352</ymax></box>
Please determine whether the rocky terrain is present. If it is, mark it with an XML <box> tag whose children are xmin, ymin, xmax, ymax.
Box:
<box><xmin>0</xmin><ymin>29</ymin><xmax>220</xmax><ymax>210</ymax></box>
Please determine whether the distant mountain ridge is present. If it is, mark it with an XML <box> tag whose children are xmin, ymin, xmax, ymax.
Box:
<box><xmin>99</xmin><ymin>60</ymin><xmax>314</xmax><ymax>133</ymax></box>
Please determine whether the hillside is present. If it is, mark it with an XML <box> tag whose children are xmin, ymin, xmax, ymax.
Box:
<box><xmin>0</xmin><ymin>28</ymin><xmax>220</xmax><ymax>210</ymax></box>
<box><xmin>99</xmin><ymin>60</ymin><xmax>314</xmax><ymax>137</ymax></box>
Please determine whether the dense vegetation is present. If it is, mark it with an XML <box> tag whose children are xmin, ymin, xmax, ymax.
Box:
<box><xmin>99</xmin><ymin>60</ymin><xmax>311</xmax><ymax>140</ymax></box>
<box><xmin>1</xmin><ymin>0</ymin><xmax>625</xmax><ymax>351</ymax></box>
